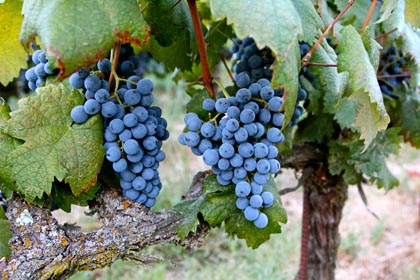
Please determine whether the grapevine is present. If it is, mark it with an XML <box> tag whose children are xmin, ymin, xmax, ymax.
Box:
<box><xmin>1</xmin><ymin>1</ymin><xmax>420</xmax><ymax>279</ymax></box>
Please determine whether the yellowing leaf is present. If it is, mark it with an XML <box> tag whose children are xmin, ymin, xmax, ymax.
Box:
<box><xmin>0</xmin><ymin>1</ymin><xmax>27</xmax><ymax>86</ymax></box>
<box><xmin>405</xmin><ymin>0</ymin><xmax>420</xmax><ymax>28</ymax></box>
<box><xmin>20</xmin><ymin>0</ymin><xmax>150</xmax><ymax>78</ymax></box>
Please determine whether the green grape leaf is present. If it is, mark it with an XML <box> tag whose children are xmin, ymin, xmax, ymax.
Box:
<box><xmin>0</xmin><ymin>1</ymin><xmax>27</xmax><ymax>86</ymax></box>
<box><xmin>5</xmin><ymin>84</ymin><xmax>104</xmax><ymax>202</ymax></box>
<box><xmin>336</xmin><ymin>26</ymin><xmax>390</xmax><ymax>147</ymax></box>
<box><xmin>292</xmin><ymin>0</ymin><xmax>324</xmax><ymax>43</ymax></box>
<box><xmin>173</xmin><ymin>175</ymin><xmax>287</xmax><ymax>248</ymax></box>
<box><xmin>186</xmin><ymin>89</ymin><xmax>213</xmax><ymax>121</ymax></box>
<box><xmin>141</xmin><ymin>0</ymin><xmax>195</xmax><ymax>71</ymax></box>
<box><xmin>210</xmin><ymin>0</ymin><xmax>303</xmax><ymax>127</ymax></box>
<box><xmin>20</xmin><ymin>0</ymin><xmax>149</xmax><ymax>78</ymax></box>
<box><xmin>147</xmin><ymin>36</ymin><xmax>193</xmax><ymax>71</ymax></box>
<box><xmin>224</xmin><ymin>177</ymin><xmax>287</xmax><ymax>249</ymax></box>
<box><xmin>405</xmin><ymin>0</ymin><xmax>420</xmax><ymax>28</ymax></box>
<box><xmin>139</xmin><ymin>0</ymin><xmax>192</xmax><ymax>47</ymax></box>
<box><xmin>348</xmin><ymin>129</ymin><xmax>400</xmax><ymax>189</ymax></box>
<box><xmin>295</xmin><ymin>113</ymin><xmax>336</xmax><ymax>144</ymax></box>
<box><xmin>205</xmin><ymin>18</ymin><xmax>234</xmax><ymax>68</ymax></box>
<box><xmin>389</xmin><ymin>89</ymin><xmax>420</xmax><ymax>147</ymax></box>
<box><xmin>0</xmin><ymin>216</ymin><xmax>12</xmax><ymax>259</ymax></box>
<box><xmin>0</xmin><ymin>100</ymin><xmax>22</xmax><ymax>192</ymax></box>
<box><xmin>172</xmin><ymin>198</ymin><xmax>203</xmax><ymax>239</ymax></box>
<box><xmin>362</xmin><ymin>29</ymin><xmax>382</xmax><ymax>71</ymax></box>
<box><xmin>50</xmin><ymin>181</ymin><xmax>101</xmax><ymax>213</ymax></box>
<box><xmin>328</xmin><ymin>140</ymin><xmax>363</xmax><ymax>185</ymax></box>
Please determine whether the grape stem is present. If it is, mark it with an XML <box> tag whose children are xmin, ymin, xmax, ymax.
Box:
<box><xmin>220</xmin><ymin>55</ymin><xmax>235</xmax><ymax>83</ymax></box>
<box><xmin>302</xmin><ymin>0</ymin><xmax>355</xmax><ymax>66</ymax></box>
<box><xmin>109</xmin><ymin>43</ymin><xmax>121</xmax><ymax>87</ymax></box>
<box><xmin>187</xmin><ymin>0</ymin><xmax>216</xmax><ymax>99</ymax></box>
<box><xmin>361</xmin><ymin>0</ymin><xmax>378</xmax><ymax>34</ymax></box>
<box><xmin>377</xmin><ymin>72</ymin><xmax>411</xmax><ymax>79</ymax></box>
<box><xmin>304</xmin><ymin>62</ymin><xmax>337</xmax><ymax>68</ymax></box>
<box><xmin>212</xmin><ymin>79</ymin><xmax>230</xmax><ymax>98</ymax></box>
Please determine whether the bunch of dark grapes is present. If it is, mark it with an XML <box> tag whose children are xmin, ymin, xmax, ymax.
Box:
<box><xmin>179</xmin><ymin>73</ymin><xmax>283</xmax><ymax>228</ymax></box>
<box><xmin>231</xmin><ymin>37</ymin><xmax>312</xmax><ymax>126</ymax></box>
<box><xmin>24</xmin><ymin>49</ymin><xmax>58</xmax><ymax>91</ymax></box>
<box><xmin>377</xmin><ymin>45</ymin><xmax>410</xmax><ymax>97</ymax></box>
<box><xmin>0</xmin><ymin>190</ymin><xmax>9</xmax><ymax>211</ymax></box>
<box><xmin>231</xmin><ymin>37</ymin><xmax>275</xmax><ymax>82</ymax></box>
<box><xmin>69</xmin><ymin>44</ymin><xmax>169</xmax><ymax>208</ymax></box>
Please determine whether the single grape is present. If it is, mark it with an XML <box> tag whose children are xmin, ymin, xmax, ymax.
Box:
<box><xmin>101</xmin><ymin>101</ymin><xmax>117</xmax><ymax>118</ymax></box>
<box><xmin>236</xmin><ymin>197</ymin><xmax>249</xmax><ymax>210</ymax></box>
<box><xmin>235</xmin><ymin>72</ymin><xmax>251</xmax><ymax>88</ymax></box>
<box><xmin>203</xmin><ymin>149</ymin><xmax>220</xmax><ymax>166</ymax></box>
<box><xmin>83</xmin><ymin>99</ymin><xmax>101</xmax><ymax>115</ymax></box>
<box><xmin>106</xmin><ymin>146</ymin><xmax>121</xmax><ymax>162</ymax></box>
<box><xmin>261</xmin><ymin>191</ymin><xmax>274</xmax><ymax>207</ymax></box>
<box><xmin>202</xmin><ymin>98</ymin><xmax>215</xmax><ymax>111</ymax></box>
<box><xmin>109</xmin><ymin>119</ymin><xmax>125</xmax><ymax>134</ymax></box>
<box><xmin>235</xmin><ymin>181</ymin><xmax>251</xmax><ymax>197</ymax></box>
<box><xmin>71</xmin><ymin>105</ymin><xmax>89</xmax><ymax>124</ymax></box>
<box><xmin>254</xmin><ymin>212</ymin><xmax>268</xmax><ymax>228</ymax></box>
<box><xmin>124</xmin><ymin>139</ymin><xmax>140</xmax><ymax>155</ymax></box>
<box><xmin>123</xmin><ymin>113</ymin><xmax>138</xmax><ymax>128</ymax></box>
<box><xmin>97</xmin><ymin>58</ymin><xmax>112</xmax><ymax>73</ymax></box>
<box><xmin>249</xmin><ymin>194</ymin><xmax>263</xmax><ymax>208</ymax></box>
<box><xmin>124</xmin><ymin>89</ymin><xmax>141</xmax><ymax>105</ymax></box>
<box><xmin>113</xmin><ymin>158</ymin><xmax>128</xmax><ymax>173</ymax></box>
<box><xmin>84</xmin><ymin>74</ymin><xmax>101</xmax><ymax>92</ymax></box>
<box><xmin>137</xmin><ymin>78</ymin><xmax>154</xmax><ymax>95</ymax></box>
<box><xmin>244</xmin><ymin>206</ymin><xmax>259</xmax><ymax>221</ymax></box>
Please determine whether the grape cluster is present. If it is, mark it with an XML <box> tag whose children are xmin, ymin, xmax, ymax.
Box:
<box><xmin>69</xmin><ymin>45</ymin><xmax>169</xmax><ymax>208</ymax></box>
<box><xmin>0</xmin><ymin>190</ymin><xmax>8</xmax><ymax>211</ymax></box>
<box><xmin>179</xmin><ymin>73</ymin><xmax>283</xmax><ymax>228</ymax></box>
<box><xmin>378</xmin><ymin>45</ymin><xmax>410</xmax><ymax>97</ymax></box>
<box><xmin>231</xmin><ymin>37</ymin><xmax>275</xmax><ymax>83</ymax></box>
<box><xmin>24</xmin><ymin>49</ymin><xmax>58</xmax><ymax>91</ymax></box>
<box><xmin>231</xmin><ymin>37</ymin><xmax>311</xmax><ymax>126</ymax></box>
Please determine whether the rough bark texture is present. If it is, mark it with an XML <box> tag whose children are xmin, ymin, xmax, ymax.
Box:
<box><xmin>1</xmin><ymin>172</ymin><xmax>210</xmax><ymax>280</ymax></box>
<box><xmin>305</xmin><ymin>165</ymin><xmax>348</xmax><ymax>280</ymax></box>
<box><xmin>281</xmin><ymin>144</ymin><xmax>348</xmax><ymax>280</ymax></box>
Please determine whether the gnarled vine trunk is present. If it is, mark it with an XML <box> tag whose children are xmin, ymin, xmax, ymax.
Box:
<box><xmin>306</xmin><ymin>168</ymin><xmax>347</xmax><ymax>280</ymax></box>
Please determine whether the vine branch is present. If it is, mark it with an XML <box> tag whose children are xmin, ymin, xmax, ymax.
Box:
<box><xmin>302</xmin><ymin>0</ymin><xmax>355</xmax><ymax>66</ymax></box>
<box><xmin>361</xmin><ymin>0</ymin><xmax>378</xmax><ymax>34</ymax></box>
<box><xmin>187</xmin><ymin>0</ymin><xmax>215</xmax><ymax>99</ymax></box>
<box><xmin>1</xmin><ymin>172</ymin><xmax>210</xmax><ymax>280</ymax></box>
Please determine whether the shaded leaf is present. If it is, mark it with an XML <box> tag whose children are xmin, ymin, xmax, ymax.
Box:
<box><xmin>389</xmin><ymin>89</ymin><xmax>420</xmax><ymax>147</ymax></box>
<box><xmin>5</xmin><ymin>84</ymin><xmax>104</xmax><ymax>202</ymax></box>
<box><xmin>50</xmin><ymin>181</ymin><xmax>101</xmax><ymax>213</ymax></box>
<box><xmin>173</xmin><ymin>175</ymin><xmax>287</xmax><ymax>248</ymax></box>
<box><xmin>20</xmin><ymin>0</ymin><xmax>149</xmax><ymax>78</ymax></box>
<box><xmin>0</xmin><ymin>1</ymin><xmax>27</xmax><ymax>86</ymax></box>
<box><xmin>186</xmin><ymin>89</ymin><xmax>212</xmax><ymax>120</ymax></box>
<box><xmin>0</xmin><ymin>218</ymin><xmax>12</xmax><ymax>259</ymax></box>
<box><xmin>0</xmin><ymin>100</ymin><xmax>22</xmax><ymax>192</ymax></box>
